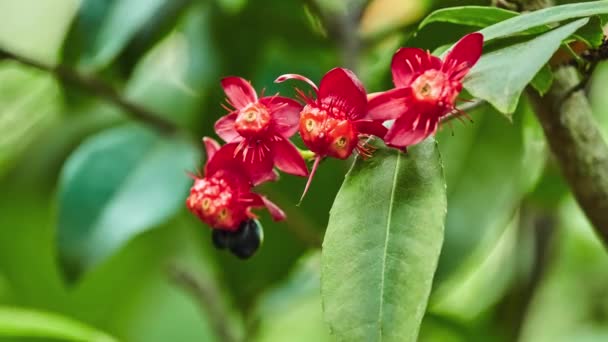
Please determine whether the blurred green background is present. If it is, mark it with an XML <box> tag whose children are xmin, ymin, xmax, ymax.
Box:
<box><xmin>0</xmin><ymin>0</ymin><xmax>607</xmax><ymax>341</ymax></box>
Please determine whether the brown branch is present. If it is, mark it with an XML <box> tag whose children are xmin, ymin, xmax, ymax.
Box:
<box><xmin>167</xmin><ymin>264</ymin><xmax>239</xmax><ymax>342</ymax></box>
<box><xmin>0</xmin><ymin>47</ymin><xmax>180</xmax><ymax>135</ymax></box>
<box><xmin>528</xmin><ymin>67</ymin><xmax>608</xmax><ymax>247</ymax></box>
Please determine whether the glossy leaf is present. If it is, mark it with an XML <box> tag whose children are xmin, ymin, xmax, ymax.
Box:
<box><xmin>57</xmin><ymin>124</ymin><xmax>198</xmax><ymax>276</ymax></box>
<box><xmin>322</xmin><ymin>140</ymin><xmax>446</xmax><ymax>342</ymax></box>
<box><xmin>0</xmin><ymin>307</ymin><xmax>117</xmax><ymax>342</ymax></box>
<box><xmin>479</xmin><ymin>0</ymin><xmax>608</xmax><ymax>41</ymax></box>
<box><xmin>464</xmin><ymin>19</ymin><xmax>589</xmax><ymax>115</ymax></box>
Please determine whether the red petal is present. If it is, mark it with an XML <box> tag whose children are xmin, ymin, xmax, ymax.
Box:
<box><xmin>366</xmin><ymin>87</ymin><xmax>412</xmax><ymax>121</ymax></box>
<box><xmin>275</xmin><ymin>74</ymin><xmax>319</xmax><ymax>93</ymax></box>
<box><xmin>261</xmin><ymin>196</ymin><xmax>286</xmax><ymax>221</ymax></box>
<box><xmin>384</xmin><ymin>113</ymin><xmax>438</xmax><ymax>148</ymax></box>
<box><xmin>354</xmin><ymin>120</ymin><xmax>388</xmax><ymax>139</ymax></box>
<box><xmin>221</xmin><ymin>76</ymin><xmax>258</xmax><ymax>109</ymax></box>
<box><xmin>260</xmin><ymin>96</ymin><xmax>302</xmax><ymax>138</ymax></box>
<box><xmin>202</xmin><ymin>137</ymin><xmax>220</xmax><ymax>162</ymax></box>
<box><xmin>214</xmin><ymin>112</ymin><xmax>240</xmax><ymax>142</ymax></box>
<box><xmin>443</xmin><ymin>33</ymin><xmax>483</xmax><ymax>79</ymax></box>
<box><xmin>391</xmin><ymin>48</ymin><xmax>441</xmax><ymax>88</ymax></box>
<box><xmin>235</xmin><ymin>142</ymin><xmax>276</xmax><ymax>186</ymax></box>
<box><xmin>318</xmin><ymin>68</ymin><xmax>368</xmax><ymax>120</ymax></box>
<box><xmin>270</xmin><ymin>137</ymin><xmax>308</xmax><ymax>177</ymax></box>
<box><xmin>205</xmin><ymin>142</ymin><xmax>239</xmax><ymax>177</ymax></box>
<box><xmin>245</xmin><ymin>193</ymin><xmax>286</xmax><ymax>221</ymax></box>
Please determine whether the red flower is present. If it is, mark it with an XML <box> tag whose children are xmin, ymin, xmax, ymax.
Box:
<box><xmin>186</xmin><ymin>137</ymin><xmax>285</xmax><ymax>231</ymax></box>
<box><xmin>214</xmin><ymin>77</ymin><xmax>308</xmax><ymax>185</ymax></box>
<box><xmin>276</xmin><ymin>68</ymin><xmax>387</xmax><ymax>199</ymax></box>
<box><xmin>368</xmin><ymin>33</ymin><xmax>483</xmax><ymax>149</ymax></box>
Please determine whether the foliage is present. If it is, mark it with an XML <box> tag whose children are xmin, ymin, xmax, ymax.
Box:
<box><xmin>0</xmin><ymin>0</ymin><xmax>607</xmax><ymax>341</ymax></box>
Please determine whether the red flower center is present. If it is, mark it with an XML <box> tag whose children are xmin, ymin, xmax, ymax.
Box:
<box><xmin>299</xmin><ymin>105</ymin><xmax>358</xmax><ymax>160</ymax></box>
<box><xmin>187</xmin><ymin>175</ymin><xmax>247</xmax><ymax>230</ymax></box>
<box><xmin>235</xmin><ymin>102</ymin><xmax>271</xmax><ymax>138</ymax></box>
<box><xmin>411</xmin><ymin>69</ymin><xmax>459</xmax><ymax>108</ymax></box>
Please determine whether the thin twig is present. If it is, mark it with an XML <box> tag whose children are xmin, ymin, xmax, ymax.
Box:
<box><xmin>0</xmin><ymin>47</ymin><xmax>180</xmax><ymax>134</ymax></box>
<box><xmin>167</xmin><ymin>263</ymin><xmax>239</xmax><ymax>342</ymax></box>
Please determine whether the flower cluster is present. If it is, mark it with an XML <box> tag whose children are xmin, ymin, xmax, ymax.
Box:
<box><xmin>186</xmin><ymin>33</ymin><xmax>483</xmax><ymax>258</ymax></box>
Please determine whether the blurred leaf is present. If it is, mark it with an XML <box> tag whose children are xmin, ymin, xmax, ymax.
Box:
<box><xmin>0</xmin><ymin>306</ymin><xmax>117</xmax><ymax>342</ymax></box>
<box><xmin>217</xmin><ymin>0</ymin><xmax>247</xmax><ymax>14</ymax></box>
<box><xmin>0</xmin><ymin>0</ymin><xmax>78</xmax><ymax>64</ymax></box>
<box><xmin>435</xmin><ymin>99</ymin><xmax>545</xmax><ymax>284</ymax></box>
<box><xmin>589</xmin><ymin>61</ymin><xmax>608</xmax><ymax>142</ymax></box>
<box><xmin>520</xmin><ymin>196</ymin><xmax>608</xmax><ymax>342</ymax></box>
<box><xmin>126</xmin><ymin>2</ymin><xmax>218</xmax><ymax>127</ymax></box>
<box><xmin>0</xmin><ymin>62</ymin><xmax>61</xmax><ymax>178</ymax></box>
<box><xmin>479</xmin><ymin>1</ymin><xmax>608</xmax><ymax>41</ymax></box>
<box><xmin>360</xmin><ymin>0</ymin><xmax>429</xmax><ymax>38</ymax></box>
<box><xmin>254</xmin><ymin>253</ymin><xmax>331</xmax><ymax>342</ymax></box>
<box><xmin>464</xmin><ymin>19</ymin><xmax>589</xmax><ymax>115</ymax></box>
<box><xmin>322</xmin><ymin>140</ymin><xmax>446</xmax><ymax>342</ymax></box>
<box><xmin>57</xmin><ymin>124</ymin><xmax>198</xmax><ymax>276</ymax></box>
<box><xmin>62</xmin><ymin>0</ymin><xmax>192</xmax><ymax>71</ymax></box>
<box><xmin>431</xmin><ymin>212</ymin><xmax>521</xmax><ymax>320</ymax></box>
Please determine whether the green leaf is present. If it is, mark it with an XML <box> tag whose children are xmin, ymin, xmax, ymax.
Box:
<box><xmin>573</xmin><ymin>15</ymin><xmax>605</xmax><ymax>48</ymax></box>
<box><xmin>0</xmin><ymin>307</ymin><xmax>117</xmax><ymax>342</ymax></box>
<box><xmin>57</xmin><ymin>124</ymin><xmax>198</xmax><ymax>276</ymax></box>
<box><xmin>419</xmin><ymin>6</ymin><xmax>519</xmax><ymax>30</ymax></box>
<box><xmin>322</xmin><ymin>140</ymin><xmax>447</xmax><ymax>342</ymax></box>
<box><xmin>479</xmin><ymin>0</ymin><xmax>608</xmax><ymax>41</ymax></box>
<box><xmin>0</xmin><ymin>62</ymin><xmax>61</xmax><ymax>178</ymax></box>
<box><xmin>530</xmin><ymin>64</ymin><xmax>554</xmax><ymax>96</ymax></box>
<box><xmin>464</xmin><ymin>18</ymin><xmax>589</xmax><ymax>115</ymax></box>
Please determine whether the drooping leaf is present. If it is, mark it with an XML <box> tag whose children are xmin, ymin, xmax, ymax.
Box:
<box><xmin>322</xmin><ymin>140</ymin><xmax>447</xmax><ymax>342</ymax></box>
<box><xmin>57</xmin><ymin>124</ymin><xmax>198</xmax><ymax>277</ymax></box>
<box><xmin>479</xmin><ymin>0</ymin><xmax>608</xmax><ymax>41</ymax></box>
<box><xmin>464</xmin><ymin>18</ymin><xmax>589</xmax><ymax>115</ymax></box>
<box><xmin>0</xmin><ymin>307</ymin><xmax>117</xmax><ymax>342</ymax></box>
